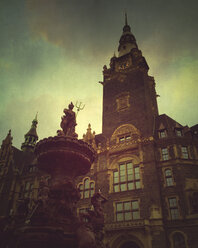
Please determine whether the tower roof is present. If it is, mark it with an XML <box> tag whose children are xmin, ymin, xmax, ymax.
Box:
<box><xmin>2</xmin><ymin>129</ymin><xmax>13</xmax><ymax>146</ymax></box>
<box><xmin>21</xmin><ymin>114</ymin><xmax>38</xmax><ymax>152</ymax></box>
<box><xmin>118</xmin><ymin>13</ymin><xmax>137</xmax><ymax>57</ymax></box>
<box><xmin>25</xmin><ymin>113</ymin><xmax>38</xmax><ymax>138</ymax></box>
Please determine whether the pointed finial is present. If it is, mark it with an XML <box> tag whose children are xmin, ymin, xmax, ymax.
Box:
<box><xmin>32</xmin><ymin>113</ymin><xmax>38</xmax><ymax>128</ymax></box>
<box><xmin>125</xmin><ymin>11</ymin><xmax>128</xmax><ymax>26</ymax></box>
<box><xmin>33</xmin><ymin>112</ymin><xmax>38</xmax><ymax>123</ymax></box>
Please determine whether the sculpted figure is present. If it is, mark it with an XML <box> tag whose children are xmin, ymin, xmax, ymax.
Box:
<box><xmin>77</xmin><ymin>190</ymin><xmax>107</xmax><ymax>248</ymax></box>
<box><xmin>59</xmin><ymin>102</ymin><xmax>77</xmax><ymax>137</ymax></box>
<box><xmin>38</xmin><ymin>176</ymin><xmax>49</xmax><ymax>208</ymax></box>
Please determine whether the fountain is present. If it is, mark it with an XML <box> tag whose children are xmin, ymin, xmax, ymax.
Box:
<box><xmin>1</xmin><ymin>102</ymin><xmax>106</xmax><ymax>248</ymax></box>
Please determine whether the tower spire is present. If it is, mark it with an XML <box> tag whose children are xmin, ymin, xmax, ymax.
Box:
<box><xmin>118</xmin><ymin>13</ymin><xmax>137</xmax><ymax>57</ymax></box>
<box><xmin>21</xmin><ymin>114</ymin><xmax>39</xmax><ymax>152</ymax></box>
<box><xmin>125</xmin><ymin>11</ymin><xmax>128</xmax><ymax>26</ymax></box>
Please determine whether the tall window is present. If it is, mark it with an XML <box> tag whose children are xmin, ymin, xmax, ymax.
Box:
<box><xmin>181</xmin><ymin>146</ymin><xmax>189</xmax><ymax>159</ymax></box>
<box><xmin>173</xmin><ymin>232</ymin><xmax>186</xmax><ymax>248</ymax></box>
<box><xmin>113</xmin><ymin>161</ymin><xmax>140</xmax><ymax>192</ymax></box>
<box><xmin>116</xmin><ymin>200</ymin><xmax>140</xmax><ymax>221</ymax></box>
<box><xmin>164</xmin><ymin>169</ymin><xmax>174</xmax><ymax>186</ymax></box>
<box><xmin>78</xmin><ymin>178</ymin><xmax>95</xmax><ymax>199</ymax></box>
<box><xmin>168</xmin><ymin>197</ymin><xmax>179</xmax><ymax>220</ymax></box>
<box><xmin>162</xmin><ymin>148</ymin><xmax>169</xmax><ymax>161</ymax></box>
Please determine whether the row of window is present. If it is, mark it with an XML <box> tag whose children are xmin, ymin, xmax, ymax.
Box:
<box><xmin>78</xmin><ymin>197</ymin><xmax>185</xmax><ymax>222</ymax></box>
<box><xmin>78</xmin><ymin>168</ymin><xmax>175</xmax><ymax>200</ymax></box>
<box><xmin>78</xmin><ymin>206</ymin><xmax>188</xmax><ymax>247</ymax></box>
<box><xmin>78</xmin><ymin>162</ymin><xmax>141</xmax><ymax>199</ymax></box>
<box><xmin>161</xmin><ymin>146</ymin><xmax>189</xmax><ymax>161</ymax></box>
<box><xmin>115</xmin><ymin>198</ymin><xmax>179</xmax><ymax>221</ymax></box>
<box><xmin>158</xmin><ymin>128</ymin><xmax>183</xmax><ymax>138</ymax></box>
<box><xmin>78</xmin><ymin>168</ymin><xmax>183</xmax><ymax>201</ymax></box>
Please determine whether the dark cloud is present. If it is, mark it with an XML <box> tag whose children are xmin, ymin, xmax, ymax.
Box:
<box><xmin>0</xmin><ymin>0</ymin><xmax>198</xmax><ymax>148</ymax></box>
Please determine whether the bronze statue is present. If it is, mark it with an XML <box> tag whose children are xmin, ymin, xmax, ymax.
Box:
<box><xmin>57</xmin><ymin>102</ymin><xmax>78</xmax><ymax>137</ymax></box>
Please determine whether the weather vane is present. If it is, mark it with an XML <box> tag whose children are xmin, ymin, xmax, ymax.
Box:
<box><xmin>75</xmin><ymin>101</ymin><xmax>85</xmax><ymax>117</ymax></box>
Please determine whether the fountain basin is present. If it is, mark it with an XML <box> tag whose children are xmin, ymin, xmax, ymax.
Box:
<box><xmin>35</xmin><ymin>136</ymin><xmax>96</xmax><ymax>177</ymax></box>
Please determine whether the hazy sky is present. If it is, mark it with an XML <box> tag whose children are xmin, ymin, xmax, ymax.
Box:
<box><xmin>0</xmin><ymin>0</ymin><xmax>198</xmax><ymax>149</ymax></box>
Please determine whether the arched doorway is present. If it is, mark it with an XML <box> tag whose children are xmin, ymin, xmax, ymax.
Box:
<box><xmin>121</xmin><ymin>241</ymin><xmax>140</xmax><ymax>248</ymax></box>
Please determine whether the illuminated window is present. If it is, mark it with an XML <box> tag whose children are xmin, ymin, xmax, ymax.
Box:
<box><xmin>113</xmin><ymin>161</ymin><xmax>141</xmax><ymax>192</ymax></box>
<box><xmin>165</xmin><ymin>169</ymin><xmax>174</xmax><ymax>186</ymax></box>
<box><xmin>181</xmin><ymin>146</ymin><xmax>189</xmax><ymax>159</ymax></box>
<box><xmin>159</xmin><ymin>129</ymin><xmax>167</xmax><ymax>138</ymax></box>
<box><xmin>162</xmin><ymin>148</ymin><xmax>169</xmax><ymax>161</ymax></box>
<box><xmin>168</xmin><ymin>197</ymin><xmax>179</xmax><ymax>220</ymax></box>
<box><xmin>173</xmin><ymin>232</ymin><xmax>186</xmax><ymax>248</ymax></box>
<box><xmin>78</xmin><ymin>178</ymin><xmax>95</xmax><ymax>199</ymax></box>
<box><xmin>116</xmin><ymin>200</ymin><xmax>140</xmax><ymax>222</ymax></box>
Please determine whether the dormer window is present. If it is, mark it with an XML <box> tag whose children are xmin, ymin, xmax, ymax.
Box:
<box><xmin>175</xmin><ymin>128</ymin><xmax>182</xmax><ymax>137</ymax></box>
<box><xmin>158</xmin><ymin>129</ymin><xmax>167</xmax><ymax>138</ymax></box>
<box><xmin>119</xmin><ymin>135</ymin><xmax>131</xmax><ymax>143</ymax></box>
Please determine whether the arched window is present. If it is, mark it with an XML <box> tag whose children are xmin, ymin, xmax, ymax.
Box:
<box><xmin>164</xmin><ymin>169</ymin><xmax>173</xmax><ymax>186</ymax></box>
<box><xmin>173</xmin><ymin>232</ymin><xmax>186</xmax><ymax>248</ymax></box>
<box><xmin>78</xmin><ymin>177</ymin><xmax>95</xmax><ymax>199</ymax></box>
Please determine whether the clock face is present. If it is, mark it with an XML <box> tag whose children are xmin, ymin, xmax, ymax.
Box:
<box><xmin>118</xmin><ymin>60</ymin><xmax>129</xmax><ymax>70</ymax></box>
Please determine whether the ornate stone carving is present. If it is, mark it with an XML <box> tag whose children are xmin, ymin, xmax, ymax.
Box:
<box><xmin>111</xmin><ymin>124</ymin><xmax>141</xmax><ymax>143</ymax></box>
<box><xmin>78</xmin><ymin>191</ymin><xmax>108</xmax><ymax>248</ymax></box>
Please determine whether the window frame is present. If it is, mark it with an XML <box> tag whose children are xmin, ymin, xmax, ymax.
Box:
<box><xmin>175</xmin><ymin>128</ymin><xmax>183</xmax><ymax>137</ymax></box>
<box><xmin>119</xmin><ymin>134</ymin><xmax>131</xmax><ymax>143</ymax></box>
<box><xmin>164</xmin><ymin>168</ymin><xmax>174</xmax><ymax>187</ymax></box>
<box><xmin>161</xmin><ymin>147</ymin><xmax>169</xmax><ymax>161</ymax></box>
<box><xmin>158</xmin><ymin>129</ymin><xmax>167</xmax><ymax>138</ymax></box>
<box><xmin>78</xmin><ymin>177</ymin><xmax>95</xmax><ymax>199</ymax></box>
<box><xmin>168</xmin><ymin>197</ymin><xmax>180</xmax><ymax>220</ymax></box>
<box><xmin>181</xmin><ymin>146</ymin><xmax>189</xmax><ymax>159</ymax></box>
<box><xmin>113</xmin><ymin>161</ymin><xmax>141</xmax><ymax>193</ymax></box>
<box><xmin>115</xmin><ymin>199</ymin><xmax>140</xmax><ymax>222</ymax></box>
<box><xmin>169</xmin><ymin>231</ymin><xmax>188</xmax><ymax>248</ymax></box>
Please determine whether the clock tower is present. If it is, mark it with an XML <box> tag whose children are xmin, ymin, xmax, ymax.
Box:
<box><xmin>101</xmin><ymin>15</ymin><xmax>159</xmax><ymax>138</ymax></box>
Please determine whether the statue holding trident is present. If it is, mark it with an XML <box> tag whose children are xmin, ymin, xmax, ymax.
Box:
<box><xmin>57</xmin><ymin>102</ymin><xmax>78</xmax><ymax>137</ymax></box>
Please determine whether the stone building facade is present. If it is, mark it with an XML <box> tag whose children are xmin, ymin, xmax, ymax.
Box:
<box><xmin>0</xmin><ymin>17</ymin><xmax>198</xmax><ymax>248</ymax></box>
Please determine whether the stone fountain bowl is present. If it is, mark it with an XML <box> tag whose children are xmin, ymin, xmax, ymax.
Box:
<box><xmin>35</xmin><ymin>136</ymin><xmax>96</xmax><ymax>177</ymax></box>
